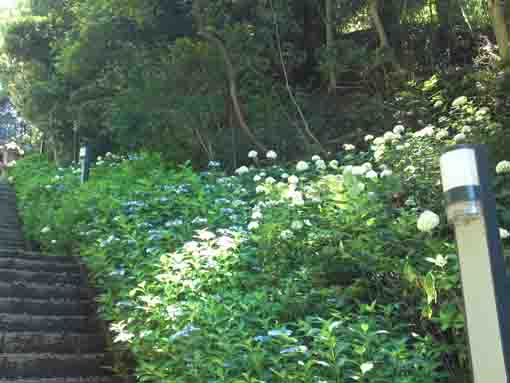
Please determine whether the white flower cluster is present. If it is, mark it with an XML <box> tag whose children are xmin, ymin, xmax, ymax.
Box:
<box><xmin>266</xmin><ymin>150</ymin><xmax>278</xmax><ymax>160</ymax></box>
<box><xmin>452</xmin><ymin>96</ymin><xmax>468</xmax><ymax>108</ymax></box>
<box><xmin>496</xmin><ymin>160</ymin><xmax>510</xmax><ymax>174</ymax></box>
<box><xmin>296</xmin><ymin>161</ymin><xmax>309</xmax><ymax>172</ymax></box>
<box><xmin>235</xmin><ymin>166</ymin><xmax>249</xmax><ymax>175</ymax></box>
<box><xmin>417</xmin><ymin>210</ymin><xmax>440</xmax><ymax>232</ymax></box>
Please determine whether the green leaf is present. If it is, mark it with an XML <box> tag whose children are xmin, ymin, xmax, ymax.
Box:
<box><xmin>360</xmin><ymin>362</ymin><xmax>374</xmax><ymax>375</ymax></box>
<box><xmin>424</xmin><ymin>272</ymin><xmax>437</xmax><ymax>304</ymax></box>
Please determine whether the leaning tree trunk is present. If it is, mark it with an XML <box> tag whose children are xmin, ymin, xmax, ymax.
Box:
<box><xmin>193</xmin><ymin>0</ymin><xmax>267</xmax><ymax>152</ymax></box>
<box><xmin>325</xmin><ymin>0</ymin><xmax>337</xmax><ymax>93</ymax></box>
<box><xmin>369</xmin><ymin>0</ymin><xmax>390</xmax><ymax>50</ymax></box>
<box><xmin>368</xmin><ymin>0</ymin><xmax>404</xmax><ymax>73</ymax></box>
<box><xmin>488</xmin><ymin>0</ymin><xmax>510</xmax><ymax>67</ymax></box>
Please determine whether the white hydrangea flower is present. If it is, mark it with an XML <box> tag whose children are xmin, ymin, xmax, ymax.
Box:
<box><xmin>393</xmin><ymin>125</ymin><xmax>405</xmax><ymax>134</ymax></box>
<box><xmin>364</xmin><ymin>134</ymin><xmax>375</xmax><ymax>142</ymax></box>
<box><xmin>500</xmin><ymin>228</ymin><xmax>510</xmax><ymax>239</ymax></box>
<box><xmin>291</xmin><ymin>220</ymin><xmax>304</xmax><ymax>230</ymax></box>
<box><xmin>452</xmin><ymin>96</ymin><xmax>468</xmax><ymax>108</ymax></box>
<box><xmin>384</xmin><ymin>131</ymin><xmax>400</xmax><ymax>142</ymax></box>
<box><xmin>256</xmin><ymin>185</ymin><xmax>267</xmax><ymax>194</ymax></box>
<box><xmin>362</xmin><ymin>162</ymin><xmax>373</xmax><ymax>171</ymax></box>
<box><xmin>453</xmin><ymin>133</ymin><xmax>466</xmax><ymax>143</ymax></box>
<box><xmin>351</xmin><ymin>166</ymin><xmax>367</xmax><ymax>176</ymax></box>
<box><xmin>252</xmin><ymin>211</ymin><xmax>263</xmax><ymax>220</ymax></box>
<box><xmin>296</xmin><ymin>161</ymin><xmax>309</xmax><ymax>172</ymax></box>
<box><xmin>311</xmin><ymin>155</ymin><xmax>321</xmax><ymax>161</ymax></box>
<box><xmin>265</xmin><ymin>177</ymin><xmax>276</xmax><ymax>184</ymax></box>
<box><xmin>287</xmin><ymin>190</ymin><xmax>305</xmax><ymax>205</ymax></box>
<box><xmin>315</xmin><ymin>160</ymin><xmax>327</xmax><ymax>170</ymax></box>
<box><xmin>329</xmin><ymin>160</ymin><xmax>339</xmax><ymax>169</ymax></box>
<box><xmin>477</xmin><ymin>107</ymin><xmax>490</xmax><ymax>116</ymax></box>
<box><xmin>365</xmin><ymin>170</ymin><xmax>378</xmax><ymax>179</ymax></box>
<box><xmin>41</xmin><ymin>226</ymin><xmax>51</xmax><ymax>234</ymax></box>
<box><xmin>373</xmin><ymin>137</ymin><xmax>385</xmax><ymax>146</ymax></box>
<box><xmin>417</xmin><ymin>210</ymin><xmax>440</xmax><ymax>232</ymax></box>
<box><xmin>461</xmin><ymin>125</ymin><xmax>472</xmax><ymax>134</ymax></box>
<box><xmin>281</xmin><ymin>173</ymin><xmax>289</xmax><ymax>179</ymax></box>
<box><xmin>288</xmin><ymin>175</ymin><xmax>299</xmax><ymax>185</ymax></box>
<box><xmin>343</xmin><ymin>144</ymin><xmax>356</xmax><ymax>151</ymax></box>
<box><xmin>435</xmin><ymin>130</ymin><xmax>449</xmax><ymax>140</ymax></box>
<box><xmin>248</xmin><ymin>221</ymin><xmax>260</xmax><ymax>231</ymax></box>
<box><xmin>235</xmin><ymin>166</ymin><xmax>249</xmax><ymax>175</ymax></box>
<box><xmin>374</xmin><ymin>149</ymin><xmax>385</xmax><ymax>162</ymax></box>
<box><xmin>496</xmin><ymin>161</ymin><xmax>510</xmax><ymax>174</ymax></box>
<box><xmin>414</xmin><ymin>125</ymin><xmax>434</xmax><ymax>137</ymax></box>
<box><xmin>405</xmin><ymin>165</ymin><xmax>416</xmax><ymax>174</ymax></box>
<box><xmin>253</xmin><ymin>175</ymin><xmax>262</xmax><ymax>182</ymax></box>
<box><xmin>380</xmin><ymin>169</ymin><xmax>393</xmax><ymax>177</ymax></box>
<box><xmin>248</xmin><ymin>150</ymin><xmax>258</xmax><ymax>159</ymax></box>
<box><xmin>280</xmin><ymin>230</ymin><xmax>294</xmax><ymax>240</ymax></box>
<box><xmin>266</xmin><ymin>150</ymin><xmax>277</xmax><ymax>159</ymax></box>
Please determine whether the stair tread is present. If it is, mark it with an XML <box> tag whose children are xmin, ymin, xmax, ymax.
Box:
<box><xmin>0</xmin><ymin>353</ymin><xmax>112</xmax><ymax>378</ymax></box>
<box><xmin>0</xmin><ymin>258</ymin><xmax>81</xmax><ymax>272</ymax></box>
<box><xmin>0</xmin><ymin>378</ymin><xmax>131</xmax><ymax>383</ymax></box>
<box><xmin>0</xmin><ymin>332</ymin><xmax>106</xmax><ymax>353</ymax></box>
<box><xmin>0</xmin><ymin>190</ymin><xmax>116</xmax><ymax>381</ymax></box>
<box><xmin>0</xmin><ymin>269</ymin><xmax>83</xmax><ymax>284</ymax></box>
<box><xmin>0</xmin><ymin>297</ymin><xmax>93</xmax><ymax>315</ymax></box>
<box><xmin>0</xmin><ymin>250</ymin><xmax>76</xmax><ymax>263</ymax></box>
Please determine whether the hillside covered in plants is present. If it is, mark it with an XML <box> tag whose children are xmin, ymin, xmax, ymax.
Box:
<box><xmin>8</xmin><ymin>86</ymin><xmax>510</xmax><ymax>381</ymax></box>
<box><xmin>4</xmin><ymin>0</ymin><xmax>510</xmax><ymax>382</ymax></box>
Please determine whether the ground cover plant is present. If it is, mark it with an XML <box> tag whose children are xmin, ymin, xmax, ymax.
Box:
<box><xmin>8</xmin><ymin>87</ymin><xmax>510</xmax><ymax>382</ymax></box>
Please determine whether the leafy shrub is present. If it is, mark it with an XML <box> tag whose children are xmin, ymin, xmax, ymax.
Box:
<box><xmin>9</xmin><ymin>118</ymin><xmax>510</xmax><ymax>382</ymax></box>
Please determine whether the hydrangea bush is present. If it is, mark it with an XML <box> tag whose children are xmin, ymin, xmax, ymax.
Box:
<box><xmin>8</xmin><ymin>125</ymin><xmax>510</xmax><ymax>382</ymax></box>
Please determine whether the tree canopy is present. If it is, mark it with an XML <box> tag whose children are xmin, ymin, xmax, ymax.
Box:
<box><xmin>0</xmin><ymin>0</ymin><xmax>506</xmax><ymax>166</ymax></box>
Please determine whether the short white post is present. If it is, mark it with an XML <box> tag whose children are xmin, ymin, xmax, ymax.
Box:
<box><xmin>440</xmin><ymin>145</ymin><xmax>510</xmax><ymax>383</ymax></box>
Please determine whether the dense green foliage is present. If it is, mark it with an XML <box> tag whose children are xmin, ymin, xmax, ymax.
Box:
<box><xmin>4</xmin><ymin>0</ymin><xmax>510</xmax><ymax>382</ymax></box>
<box><xmin>0</xmin><ymin>0</ymin><xmax>505</xmax><ymax>166</ymax></box>
<box><xmin>9</xmin><ymin>84</ymin><xmax>510</xmax><ymax>381</ymax></box>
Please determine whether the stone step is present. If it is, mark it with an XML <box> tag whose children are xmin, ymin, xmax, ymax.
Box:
<box><xmin>0</xmin><ymin>353</ymin><xmax>112</xmax><ymax>378</ymax></box>
<box><xmin>0</xmin><ymin>282</ymin><xmax>89</xmax><ymax>300</ymax></box>
<box><xmin>0</xmin><ymin>332</ymin><xmax>106</xmax><ymax>354</ymax></box>
<box><xmin>0</xmin><ymin>297</ymin><xmax>92</xmax><ymax>316</ymax></box>
<box><xmin>0</xmin><ymin>233</ymin><xmax>24</xmax><ymax>241</ymax></box>
<box><xmin>0</xmin><ymin>241</ymin><xmax>26</xmax><ymax>249</ymax></box>
<box><xmin>0</xmin><ymin>249</ymin><xmax>76</xmax><ymax>263</ymax></box>
<box><xmin>0</xmin><ymin>378</ymin><xmax>134</xmax><ymax>383</ymax></box>
<box><xmin>0</xmin><ymin>224</ymin><xmax>20</xmax><ymax>229</ymax></box>
<box><xmin>0</xmin><ymin>269</ymin><xmax>83</xmax><ymax>285</ymax></box>
<box><xmin>0</xmin><ymin>258</ymin><xmax>81</xmax><ymax>273</ymax></box>
<box><xmin>0</xmin><ymin>314</ymin><xmax>100</xmax><ymax>332</ymax></box>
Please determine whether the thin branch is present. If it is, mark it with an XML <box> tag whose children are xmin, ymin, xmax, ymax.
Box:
<box><xmin>269</xmin><ymin>0</ymin><xmax>325</xmax><ymax>153</ymax></box>
<box><xmin>199</xmin><ymin>30</ymin><xmax>268</xmax><ymax>152</ymax></box>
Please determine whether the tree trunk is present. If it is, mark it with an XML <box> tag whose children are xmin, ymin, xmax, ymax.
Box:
<box><xmin>488</xmin><ymin>0</ymin><xmax>510</xmax><ymax>67</ymax></box>
<box><xmin>368</xmin><ymin>0</ymin><xmax>404</xmax><ymax>72</ymax></box>
<box><xmin>193</xmin><ymin>0</ymin><xmax>267</xmax><ymax>152</ymax></box>
<box><xmin>369</xmin><ymin>0</ymin><xmax>390</xmax><ymax>50</ymax></box>
<box><xmin>325</xmin><ymin>0</ymin><xmax>337</xmax><ymax>93</ymax></box>
<box><xmin>199</xmin><ymin>31</ymin><xmax>268</xmax><ymax>153</ymax></box>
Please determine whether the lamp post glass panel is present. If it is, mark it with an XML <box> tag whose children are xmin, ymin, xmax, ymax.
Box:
<box><xmin>440</xmin><ymin>145</ymin><xmax>510</xmax><ymax>383</ymax></box>
<box><xmin>80</xmin><ymin>145</ymin><xmax>91</xmax><ymax>183</ymax></box>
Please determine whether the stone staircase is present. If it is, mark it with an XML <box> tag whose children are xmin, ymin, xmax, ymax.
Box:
<box><xmin>0</xmin><ymin>183</ymin><xmax>128</xmax><ymax>383</ymax></box>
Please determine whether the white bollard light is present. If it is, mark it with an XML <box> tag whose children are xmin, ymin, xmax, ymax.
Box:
<box><xmin>440</xmin><ymin>145</ymin><xmax>510</xmax><ymax>383</ymax></box>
